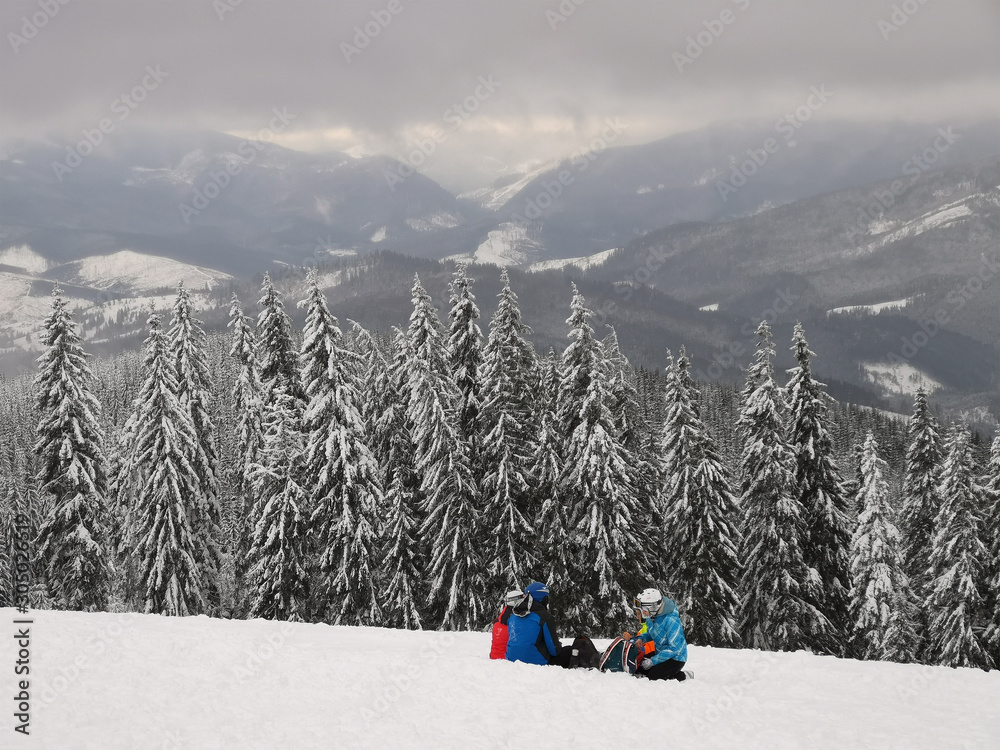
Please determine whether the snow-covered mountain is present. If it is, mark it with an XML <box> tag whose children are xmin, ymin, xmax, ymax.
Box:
<box><xmin>0</xmin><ymin>130</ymin><xmax>488</xmax><ymax>273</ymax></box>
<box><xmin>15</xmin><ymin>608</ymin><xmax>999</xmax><ymax>750</ymax></box>
<box><xmin>3</xmin><ymin>121</ymin><xmax>998</xmax><ymax>273</ymax></box>
<box><xmin>0</xmin><ymin>247</ymin><xmax>232</xmax><ymax>364</ymax></box>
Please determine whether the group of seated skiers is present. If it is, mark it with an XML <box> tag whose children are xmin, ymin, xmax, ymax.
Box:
<box><xmin>490</xmin><ymin>581</ymin><xmax>694</xmax><ymax>681</ymax></box>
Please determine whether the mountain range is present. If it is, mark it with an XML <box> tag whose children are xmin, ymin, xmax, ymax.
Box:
<box><xmin>1</xmin><ymin>122</ymin><xmax>997</xmax><ymax>425</ymax></box>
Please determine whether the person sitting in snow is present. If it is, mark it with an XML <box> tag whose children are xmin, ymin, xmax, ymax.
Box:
<box><xmin>490</xmin><ymin>588</ymin><xmax>524</xmax><ymax>660</ymax></box>
<box><xmin>505</xmin><ymin>582</ymin><xmax>569</xmax><ymax>666</ymax></box>
<box><xmin>627</xmin><ymin>588</ymin><xmax>694</xmax><ymax>681</ymax></box>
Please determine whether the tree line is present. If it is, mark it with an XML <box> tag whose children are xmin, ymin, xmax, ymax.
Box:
<box><xmin>1</xmin><ymin>265</ymin><xmax>997</xmax><ymax>670</ymax></box>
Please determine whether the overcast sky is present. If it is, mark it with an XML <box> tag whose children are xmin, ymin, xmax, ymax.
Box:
<box><xmin>2</xmin><ymin>0</ymin><xmax>998</xmax><ymax>190</ymax></box>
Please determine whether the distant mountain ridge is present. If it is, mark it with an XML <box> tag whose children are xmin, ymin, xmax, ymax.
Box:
<box><xmin>2</xmin><ymin>120</ymin><xmax>997</xmax><ymax>273</ymax></box>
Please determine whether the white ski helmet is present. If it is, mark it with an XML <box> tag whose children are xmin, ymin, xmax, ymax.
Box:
<box><xmin>633</xmin><ymin>588</ymin><xmax>664</xmax><ymax>619</ymax></box>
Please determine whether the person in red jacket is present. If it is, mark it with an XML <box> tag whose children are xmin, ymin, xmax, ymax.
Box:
<box><xmin>490</xmin><ymin>589</ymin><xmax>524</xmax><ymax>659</ymax></box>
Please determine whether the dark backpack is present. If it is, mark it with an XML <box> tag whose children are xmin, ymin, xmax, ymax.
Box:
<box><xmin>599</xmin><ymin>636</ymin><xmax>640</xmax><ymax>674</ymax></box>
<box><xmin>566</xmin><ymin>635</ymin><xmax>601</xmax><ymax>669</ymax></box>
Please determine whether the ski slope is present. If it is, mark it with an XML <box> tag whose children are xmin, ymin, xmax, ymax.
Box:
<box><xmin>7</xmin><ymin>608</ymin><xmax>999</xmax><ymax>749</ymax></box>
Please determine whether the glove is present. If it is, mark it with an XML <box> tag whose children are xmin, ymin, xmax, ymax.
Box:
<box><xmin>640</xmin><ymin>658</ymin><xmax>653</xmax><ymax>670</ymax></box>
<box><xmin>622</xmin><ymin>631</ymin><xmax>633</xmax><ymax>640</ymax></box>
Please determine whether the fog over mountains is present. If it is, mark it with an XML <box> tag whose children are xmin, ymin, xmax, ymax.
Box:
<box><xmin>1</xmin><ymin>120</ymin><xmax>998</xmax><ymax>422</ymax></box>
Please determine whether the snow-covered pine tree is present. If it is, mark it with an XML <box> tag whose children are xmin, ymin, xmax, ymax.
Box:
<box><xmin>130</xmin><ymin>313</ymin><xmax>204</xmax><ymax>616</ymax></box>
<box><xmin>925</xmin><ymin>426</ymin><xmax>992</xmax><ymax>669</ymax></box>
<box><xmin>33</xmin><ymin>286</ymin><xmax>112</xmax><ymax>611</ymax></box>
<box><xmin>300</xmin><ymin>271</ymin><xmax>382</xmax><ymax>626</ymax></box>
<box><xmin>480</xmin><ymin>270</ymin><xmax>538</xmax><ymax>598</ymax></box>
<box><xmin>898</xmin><ymin>388</ymin><xmax>942</xmax><ymax>650</ymax></box>
<box><xmin>849</xmin><ymin>432</ymin><xmax>917</xmax><ymax>662</ymax></box>
<box><xmin>245</xmin><ymin>385</ymin><xmax>311</xmax><ymax>621</ymax></box>
<box><xmin>168</xmin><ymin>284</ymin><xmax>223</xmax><ymax>612</ymax></box>
<box><xmin>227</xmin><ymin>294</ymin><xmax>265</xmax><ymax>609</ymax></box>
<box><xmin>557</xmin><ymin>287</ymin><xmax>645</xmax><ymax>633</ymax></box>
<box><xmin>257</xmin><ymin>274</ymin><xmax>302</xmax><ymax>404</ymax></box>
<box><xmin>738</xmin><ymin>321</ymin><xmax>827</xmax><ymax>651</ymax></box>
<box><xmin>533</xmin><ymin>350</ymin><xmax>569</xmax><ymax>589</ymax></box>
<box><xmin>447</xmin><ymin>264</ymin><xmax>484</xmax><ymax>452</ymax></box>
<box><xmin>787</xmin><ymin>323</ymin><xmax>853</xmax><ymax>655</ymax></box>
<box><xmin>407</xmin><ymin>275</ymin><xmax>485</xmax><ymax>630</ymax></box>
<box><xmin>604</xmin><ymin>327</ymin><xmax>658</xmax><ymax>510</ymax></box>
<box><xmin>374</xmin><ymin>327</ymin><xmax>425</xmax><ymax>629</ymax></box>
<box><xmin>981</xmin><ymin>437</ymin><xmax>1000</xmax><ymax>664</ymax></box>
<box><xmin>660</xmin><ymin>347</ymin><xmax>742</xmax><ymax>647</ymax></box>
<box><xmin>557</xmin><ymin>284</ymin><xmax>601</xmax><ymax>440</ymax></box>
<box><xmin>380</xmin><ymin>469</ymin><xmax>423</xmax><ymax>630</ymax></box>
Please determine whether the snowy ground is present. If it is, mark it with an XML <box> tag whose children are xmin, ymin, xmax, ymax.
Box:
<box><xmin>6</xmin><ymin>608</ymin><xmax>999</xmax><ymax>749</ymax></box>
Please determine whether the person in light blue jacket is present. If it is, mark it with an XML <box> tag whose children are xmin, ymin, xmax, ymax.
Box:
<box><xmin>630</xmin><ymin>588</ymin><xmax>694</xmax><ymax>681</ymax></box>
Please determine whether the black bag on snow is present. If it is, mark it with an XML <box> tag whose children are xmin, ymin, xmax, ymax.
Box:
<box><xmin>598</xmin><ymin>636</ymin><xmax>641</xmax><ymax>674</ymax></box>
<box><xmin>566</xmin><ymin>635</ymin><xmax>601</xmax><ymax>669</ymax></box>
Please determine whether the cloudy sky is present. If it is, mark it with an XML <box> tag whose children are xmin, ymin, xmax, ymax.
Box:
<box><xmin>2</xmin><ymin>0</ymin><xmax>998</xmax><ymax>190</ymax></box>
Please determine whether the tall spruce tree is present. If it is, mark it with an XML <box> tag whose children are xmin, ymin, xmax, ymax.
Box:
<box><xmin>168</xmin><ymin>284</ymin><xmax>223</xmax><ymax>612</ymax></box>
<box><xmin>661</xmin><ymin>348</ymin><xmax>742</xmax><ymax>647</ymax></box>
<box><xmin>899</xmin><ymin>388</ymin><xmax>942</xmax><ymax>651</ymax></box>
<box><xmin>925</xmin><ymin>426</ymin><xmax>991</xmax><ymax>669</ymax></box>
<box><xmin>33</xmin><ymin>287</ymin><xmax>112</xmax><ymax>611</ymax></box>
<box><xmin>533</xmin><ymin>350</ymin><xmax>568</xmax><ymax>589</ymax></box>
<box><xmin>738</xmin><ymin>321</ymin><xmax>826</xmax><ymax>651</ymax></box>
<box><xmin>981</xmin><ymin>436</ymin><xmax>1000</xmax><ymax>663</ymax></box>
<box><xmin>375</xmin><ymin>327</ymin><xmax>425</xmax><ymax>629</ymax></box>
<box><xmin>447</xmin><ymin>264</ymin><xmax>484</xmax><ymax>450</ymax></box>
<box><xmin>300</xmin><ymin>272</ymin><xmax>382</xmax><ymax>626</ymax></box>
<box><xmin>257</xmin><ymin>274</ymin><xmax>301</xmax><ymax>403</ymax></box>
<box><xmin>557</xmin><ymin>288</ymin><xmax>645</xmax><ymax>633</ymax></box>
<box><xmin>245</xmin><ymin>386</ymin><xmax>310</xmax><ymax>621</ymax></box>
<box><xmin>227</xmin><ymin>294</ymin><xmax>265</xmax><ymax>607</ymax></box>
<box><xmin>850</xmin><ymin>432</ymin><xmax>917</xmax><ymax>662</ymax></box>
<box><xmin>787</xmin><ymin>323</ymin><xmax>853</xmax><ymax>654</ymax></box>
<box><xmin>130</xmin><ymin>313</ymin><xmax>204</xmax><ymax>616</ymax></box>
<box><xmin>407</xmin><ymin>275</ymin><xmax>485</xmax><ymax>630</ymax></box>
<box><xmin>480</xmin><ymin>270</ymin><xmax>538</xmax><ymax>598</ymax></box>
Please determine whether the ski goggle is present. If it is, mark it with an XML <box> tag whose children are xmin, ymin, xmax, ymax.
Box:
<box><xmin>504</xmin><ymin>590</ymin><xmax>525</xmax><ymax>606</ymax></box>
<box><xmin>632</xmin><ymin>597</ymin><xmax>660</xmax><ymax>619</ymax></box>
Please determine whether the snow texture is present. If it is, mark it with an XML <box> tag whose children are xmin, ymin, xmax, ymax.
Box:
<box><xmin>861</xmin><ymin>362</ymin><xmax>942</xmax><ymax>397</ymax></box>
<box><xmin>0</xmin><ymin>244</ymin><xmax>51</xmax><ymax>273</ymax></box>
<box><xmin>827</xmin><ymin>298</ymin><xmax>911</xmax><ymax>316</ymax></box>
<box><xmin>527</xmin><ymin>248</ymin><xmax>617</xmax><ymax>273</ymax></box>
<box><xmin>12</xmin><ymin>608</ymin><xmax>1000</xmax><ymax>750</ymax></box>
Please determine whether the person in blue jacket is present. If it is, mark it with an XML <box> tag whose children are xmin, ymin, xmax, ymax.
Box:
<box><xmin>505</xmin><ymin>582</ymin><xmax>566</xmax><ymax>666</ymax></box>
<box><xmin>629</xmin><ymin>588</ymin><xmax>694</xmax><ymax>681</ymax></box>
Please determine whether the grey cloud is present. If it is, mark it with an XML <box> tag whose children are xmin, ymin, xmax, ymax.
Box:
<box><xmin>2</xmin><ymin>0</ymin><xmax>997</xmax><ymax>190</ymax></box>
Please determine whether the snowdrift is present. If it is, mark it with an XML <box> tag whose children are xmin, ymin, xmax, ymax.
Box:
<box><xmin>5</xmin><ymin>608</ymin><xmax>999</xmax><ymax>749</ymax></box>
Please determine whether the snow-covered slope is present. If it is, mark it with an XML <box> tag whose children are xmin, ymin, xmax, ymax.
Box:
<box><xmin>0</xmin><ymin>244</ymin><xmax>51</xmax><ymax>274</ymax></box>
<box><xmin>862</xmin><ymin>361</ymin><xmax>943</xmax><ymax>397</ymax></box>
<box><xmin>827</xmin><ymin>298</ymin><xmax>912</xmax><ymax>315</ymax></box>
<box><xmin>527</xmin><ymin>248</ymin><xmax>618</xmax><ymax>273</ymax></box>
<box><xmin>50</xmin><ymin>250</ymin><xmax>233</xmax><ymax>293</ymax></box>
<box><xmin>11</xmin><ymin>608</ymin><xmax>998</xmax><ymax>750</ymax></box>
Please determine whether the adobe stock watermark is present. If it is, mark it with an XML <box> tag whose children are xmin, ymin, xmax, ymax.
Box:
<box><xmin>843</xmin><ymin>126</ymin><xmax>959</xmax><ymax>248</ymax></box>
<box><xmin>341</xmin><ymin>0</ymin><xmax>406</xmax><ymax>63</ymax></box>
<box><xmin>716</xmin><ymin>85</ymin><xmax>833</xmax><ymax>202</ymax></box>
<box><xmin>508</xmin><ymin>117</ymin><xmax>626</xmax><ymax>224</ymax></box>
<box><xmin>673</xmin><ymin>0</ymin><xmax>751</xmax><ymax>73</ymax></box>
<box><xmin>546</xmin><ymin>0</ymin><xmax>586</xmax><ymax>30</ymax></box>
<box><xmin>50</xmin><ymin>65</ymin><xmax>169</xmax><ymax>182</ymax></box>
<box><xmin>178</xmin><ymin>107</ymin><xmax>297</xmax><ymax>223</ymax></box>
<box><xmin>878</xmin><ymin>0</ymin><xmax>931</xmax><ymax>41</ymax></box>
<box><xmin>7</xmin><ymin>0</ymin><xmax>71</xmax><ymax>54</ymax></box>
<box><xmin>384</xmin><ymin>75</ymin><xmax>501</xmax><ymax>191</ymax></box>
<box><xmin>885</xmin><ymin>255</ymin><xmax>999</xmax><ymax>368</ymax></box>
